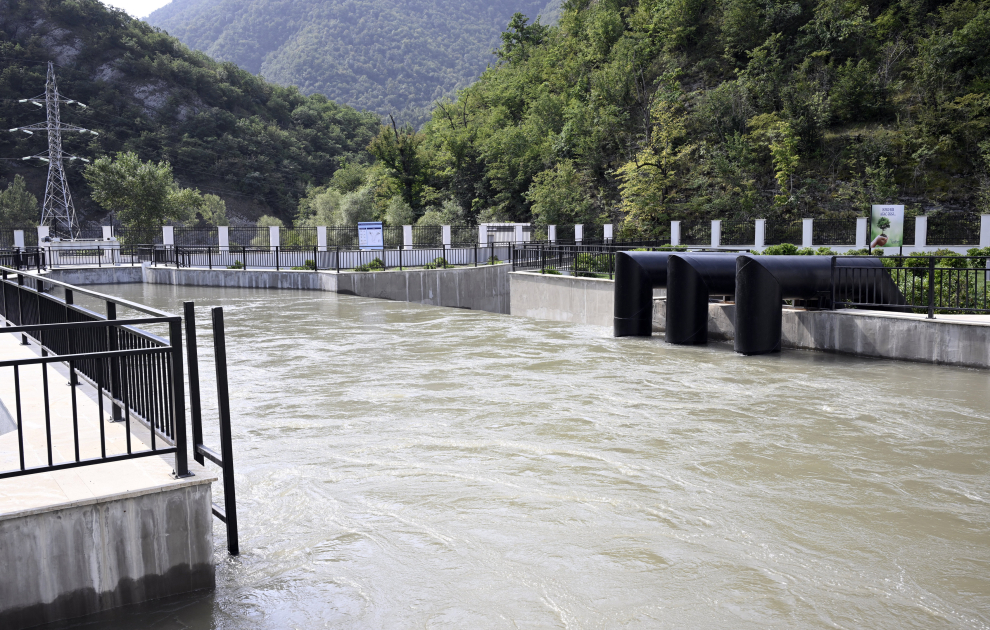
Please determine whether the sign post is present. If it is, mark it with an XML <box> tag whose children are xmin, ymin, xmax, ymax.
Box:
<box><xmin>870</xmin><ymin>205</ymin><xmax>904</xmax><ymax>251</ymax></box>
<box><xmin>358</xmin><ymin>221</ymin><xmax>384</xmax><ymax>251</ymax></box>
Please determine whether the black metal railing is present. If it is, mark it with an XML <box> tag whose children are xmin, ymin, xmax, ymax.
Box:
<box><xmin>832</xmin><ymin>255</ymin><xmax>990</xmax><ymax>317</ymax></box>
<box><xmin>764</xmin><ymin>220</ymin><xmax>803</xmax><ymax>245</ymax></box>
<box><xmin>0</xmin><ymin>269</ymin><xmax>240</xmax><ymax>554</ymax></box>
<box><xmin>0</xmin><ymin>268</ymin><xmax>187</xmax><ymax>479</ymax></box>
<box><xmin>511</xmin><ymin>243</ymin><xmax>679</xmax><ymax>278</ymax></box>
<box><xmin>0</xmin><ymin>247</ymin><xmax>46</xmax><ymax>271</ymax></box>
<box><xmin>813</xmin><ymin>218</ymin><xmax>857</xmax><ymax>245</ymax></box>
<box><xmin>680</xmin><ymin>222</ymin><xmax>711</xmax><ymax>246</ymax></box>
<box><xmin>719</xmin><ymin>220</ymin><xmax>755</xmax><ymax>246</ymax></box>
<box><xmin>172</xmin><ymin>243</ymin><xmax>513</xmax><ymax>271</ymax></box>
<box><xmin>926</xmin><ymin>216</ymin><xmax>981</xmax><ymax>246</ymax></box>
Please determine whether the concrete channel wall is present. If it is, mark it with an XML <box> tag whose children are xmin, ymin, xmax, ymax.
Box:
<box><xmin>509</xmin><ymin>272</ymin><xmax>616</xmax><ymax>327</ymax></box>
<box><xmin>143</xmin><ymin>263</ymin><xmax>512</xmax><ymax>313</ymax></box>
<box><xmin>0</xmin><ymin>469</ymin><xmax>216</xmax><ymax>629</ymax></box>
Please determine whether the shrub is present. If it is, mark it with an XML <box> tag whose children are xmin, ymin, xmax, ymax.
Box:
<box><xmin>815</xmin><ymin>246</ymin><xmax>837</xmax><ymax>255</ymax></box>
<box><xmin>291</xmin><ymin>259</ymin><xmax>317</xmax><ymax>271</ymax></box>
<box><xmin>227</xmin><ymin>260</ymin><xmax>244</xmax><ymax>270</ymax></box>
<box><xmin>761</xmin><ymin>243</ymin><xmax>799</xmax><ymax>255</ymax></box>
<box><xmin>354</xmin><ymin>257</ymin><xmax>385</xmax><ymax>272</ymax></box>
<box><xmin>423</xmin><ymin>256</ymin><xmax>449</xmax><ymax>269</ymax></box>
<box><xmin>541</xmin><ymin>268</ymin><xmax>561</xmax><ymax>275</ymax></box>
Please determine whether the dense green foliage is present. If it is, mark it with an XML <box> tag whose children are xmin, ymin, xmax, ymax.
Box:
<box><xmin>0</xmin><ymin>0</ymin><xmax>380</xmax><ymax>225</ymax></box>
<box><xmin>84</xmin><ymin>151</ymin><xmax>207</xmax><ymax>242</ymax></box>
<box><xmin>147</xmin><ymin>0</ymin><xmax>558</xmax><ymax>123</ymax></box>
<box><xmin>0</xmin><ymin>175</ymin><xmax>38</xmax><ymax>228</ymax></box>
<box><xmin>386</xmin><ymin>0</ymin><xmax>990</xmax><ymax>236</ymax></box>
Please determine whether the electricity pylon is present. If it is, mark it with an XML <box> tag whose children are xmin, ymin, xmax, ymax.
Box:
<box><xmin>8</xmin><ymin>62</ymin><xmax>98</xmax><ymax>239</ymax></box>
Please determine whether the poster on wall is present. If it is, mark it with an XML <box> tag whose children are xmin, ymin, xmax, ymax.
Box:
<box><xmin>870</xmin><ymin>205</ymin><xmax>905</xmax><ymax>248</ymax></box>
<box><xmin>358</xmin><ymin>221</ymin><xmax>384</xmax><ymax>250</ymax></box>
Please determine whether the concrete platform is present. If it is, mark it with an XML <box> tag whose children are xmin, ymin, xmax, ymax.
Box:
<box><xmin>0</xmin><ymin>332</ymin><xmax>217</xmax><ymax>629</ymax></box>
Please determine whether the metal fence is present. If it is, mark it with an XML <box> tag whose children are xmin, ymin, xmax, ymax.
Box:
<box><xmin>832</xmin><ymin>255</ymin><xmax>990</xmax><ymax>317</ymax></box>
<box><xmin>0</xmin><ymin>269</ymin><xmax>187</xmax><ymax>478</ymax></box>
<box><xmin>0</xmin><ymin>269</ymin><xmax>241</xmax><ymax>554</ymax></box>
<box><xmin>764</xmin><ymin>220</ymin><xmax>803</xmax><ymax>245</ymax></box>
<box><xmin>813</xmin><ymin>219</ymin><xmax>857</xmax><ymax>245</ymax></box>
<box><xmin>719</xmin><ymin>221</ymin><xmax>755</xmax><ymax>246</ymax></box>
<box><xmin>926</xmin><ymin>216</ymin><xmax>980</xmax><ymax>246</ymax></box>
<box><xmin>680</xmin><ymin>222</ymin><xmax>711</xmax><ymax>246</ymax></box>
<box><xmin>511</xmin><ymin>243</ymin><xmax>679</xmax><ymax>277</ymax></box>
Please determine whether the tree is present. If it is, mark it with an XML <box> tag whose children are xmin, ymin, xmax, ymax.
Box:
<box><xmin>84</xmin><ymin>152</ymin><xmax>202</xmax><ymax>243</ymax></box>
<box><xmin>197</xmin><ymin>194</ymin><xmax>229</xmax><ymax>226</ymax></box>
<box><xmin>368</xmin><ymin>116</ymin><xmax>426</xmax><ymax>211</ymax></box>
<box><xmin>0</xmin><ymin>175</ymin><xmax>39</xmax><ymax>229</ymax></box>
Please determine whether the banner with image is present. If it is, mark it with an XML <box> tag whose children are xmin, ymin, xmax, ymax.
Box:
<box><xmin>870</xmin><ymin>205</ymin><xmax>905</xmax><ymax>248</ymax></box>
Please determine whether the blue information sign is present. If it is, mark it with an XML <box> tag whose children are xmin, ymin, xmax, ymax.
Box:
<box><xmin>358</xmin><ymin>222</ymin><xmax>384</xmax><ymax>250</ymax></box>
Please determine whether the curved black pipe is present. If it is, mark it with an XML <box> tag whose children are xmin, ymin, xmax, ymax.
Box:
<box><xmin>734</xmin><ymin>256</ymin><xmax>905</xmax><ymax>355</ymax></box>
<box><xmin>665</xmin><ymin>254</ymin><xmax>740</xmax><ymax>345</ymax></box>
<box><xmin>613</xmin><ymin>251</ymin><xmax>676</xmax><ymax>337</ymax></box>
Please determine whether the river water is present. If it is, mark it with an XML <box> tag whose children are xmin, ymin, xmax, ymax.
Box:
<box><xmin>63</xmin><ymin>284</ymin><xmax>990</xmax><ymax>629</ymax></box>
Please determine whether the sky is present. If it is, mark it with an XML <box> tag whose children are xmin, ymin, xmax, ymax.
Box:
<box><xmin>101</xmin><ymin>0</ymin><xmax>172</xmax><ymax>18</ymax></box>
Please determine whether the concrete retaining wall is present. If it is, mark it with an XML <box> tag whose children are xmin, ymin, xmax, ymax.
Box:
<box><xmin>142</xmin><ymin>263</ymin><xmax>511</xmax><ymax>313</ymax></box>
<box><xmin>0</xmin><ymin>474</ymin><xmax>215</xmax><ymax>629</ymax></box>
<box><xmin>509</xmin><ymin>272</ymin><xmax>616</xmax><ymax>326</ymax></box>
<box><xmin>44</xmin><ymin>266</ymin><xmax>144</xmax><ymax>285</ymax></box>
<box><xmin>338</xmin><ymin>263</ymin><xmax>510</xmax><ymax>314</ymax></box>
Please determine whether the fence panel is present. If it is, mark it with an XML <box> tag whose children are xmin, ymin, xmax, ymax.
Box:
<box><xmin>680</xmin><ymin>221</ymin><xmax>711</xmax><ymax>246</ymax></box>
<box><xmin>926</xmin><ymin>216</ymin><xmax>980</xmax><ymax>246</ymax></box>
<box><xmin>764</xmin><ymin>220</ymin><xmax>803</xmax><ymax>245</ymax></box>
<box><xmin>813</xmin><ymin>219</ymin><xmax>857</xmax><ymax>245</ymax></box>
<box><xmin>720</xmin><ymin>221</ymin><xmax>755</xmax><ymax>247</ymax></box>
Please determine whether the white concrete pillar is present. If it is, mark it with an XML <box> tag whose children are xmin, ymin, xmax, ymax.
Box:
<box><xmin>548</xmin><ymin>225</ymin><xmax>557</xmax><ymax>243</ymax></box>
<box><xmin>269</xmin><ymin>225</ymin><xmax>280</xmax><ymax>251</ymax></box>
<box><xmin>478</xmin><ymin>224</ymin><xmax>487</xmax><ymax>246</ymax></box>
<box><xmin>162</xmin><ymin>225</ymin><xmax>174</xmax><ymax>246</ymax></box>
<box><xmin>13</xmin><ymin>230</ymin><xmax>24</xmax><ymax>248</ymax></box>
<box><xmin>101</xmin><ymin>226</ymin><xmax>112</xmax><ymax>240</ymax></box>
<box><xmin>855</xmin><ymin>217</ymin><xmax>867</xmax><ymax>249</ymax></box>
<box><xmin>37</xmin><ymin>225</ymin><xmax>49</xmax><ymax>243</ymax></box>
<box><xmin>755</xmin><ymin>219</ymin><xmax>765</xmax><ymax>249</ymax></box>
<box><xmin>802</xmin><ymin>218</ymin><xmax>813</xmax><ymax>248</ymax></box>
<box><xmin>218</xmin><ymin>226</ymin><xmax>230</xmax><ymax>251</ymax></box>
<box><xmin>317</xmin><ymin>226</ymin><xmax>327</xmax><ymax>252</ymax></box>
<box><xmin>575</xmin><ymin>224</ymin><xmax>583</xmax><ymax>244</ymax></box>
<box><xmin>711</xmin><ymin>220</ymin><xmax>721</xmax><ymax>249</ymax></box>
<box><xmin>442</xmin><ymin>225</ymin><xmax>451</xmax><ymax>247</ymax></box>
<box><xmin>671</xmin><ymin>221</ymin><xmax>680</xmax><ymax>246</ymax></box>
<box><xmin>404</xmin><ymin>225</ymin><xmax>414</xmax><ymax>249</ymax></box>
<box><xmin>915</xmin><ymin>216</ymin><xmax>927</xmax><ymax>249</ymax></box>
<box><xmin>514</xmin><ymin>224</ymin><xmax>524</xmax><ymax>243</ymax></box>
<box><xmin>980</xmin><ymin>215</ymin><xmax>990</xmax><ymax>248</ymax></box>
<box><xmin>604</xmin><ymin>224</ymin><xmax>613</xmax><ymax>241</ymax></box>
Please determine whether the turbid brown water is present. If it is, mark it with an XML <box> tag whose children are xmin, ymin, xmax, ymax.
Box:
<box><xmin>57</xmin><ymin>284</ymin><xmax>990</xmax><ymax>629</ymax></box>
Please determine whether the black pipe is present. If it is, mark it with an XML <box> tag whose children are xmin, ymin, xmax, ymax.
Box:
<box><xmin>665</xmin><ymin>254</ymin><xmax>740</xmax><ymax>345</ymax></box>
<box><xmin>734</xmin><ymin>255</ymin><xmax>905</xmax><ymax>355</ymax></box>
<box><xmin>613</xmin><ymin>251</ymin><xmax>676</xmax><ymax>337</ymax></box>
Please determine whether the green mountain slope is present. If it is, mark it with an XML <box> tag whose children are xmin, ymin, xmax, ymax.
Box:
<box><xmin>403</xmin><ymin>0</ymin><xmax>990</xmax><ymax>232</ymax></box>
<box><xmin>0</xmin><ymin>0</ymin><xmax>380</xmax><ymax>225</ymax></box>
<box><xmin>146</xmin><ymin>0</ymin><xmax>558</xmax><ymax>122</ymax></box>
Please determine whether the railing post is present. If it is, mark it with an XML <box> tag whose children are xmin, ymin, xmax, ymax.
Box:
<box><xmin>168</xmin><ymin>318</ymin><xmax>191</xmax><ymax>478</ymax></box>
<box><xmin>106</xmin><ymin>301</ymin><xmax>122</xmax><ymax>422</ymax></box>
<box><xmin>314</xmin><ymin>245</ymin><xmax>319</xmax><ymax>270</ymax></box>
<box><xmin>184</xmin><ymin>302</ymin><xmax>204</xmax><ymax>466</ymax></box>
<box><xmin>336</xmin><ymin>245</ymin><xmax>340</xmax><ymax>273</ymax></box>
<box><xmin>927</xmin><ymin>256</ymin><xmax>936</xmax><ymax>319</ymax></box>
<box><xmin>830</xmin><ymin>256</ymin><xmax>836</xmax><ymax>309</ymax></box>
<box><xmin>16</xmin><ymin>273</ymin><xmax>27</xmax><ymax>344</ymax></box>
<box><xmin>212</xmin><ymin>306</ymin><xmax>239</xmax><ymax>555</ymax></box>
<box><xmin>276</xmin><ymin>246</ymin><xmax>280</xmax><ymax>271</ymax></box>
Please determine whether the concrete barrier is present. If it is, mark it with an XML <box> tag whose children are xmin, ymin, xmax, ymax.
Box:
<box><xmin>0</xmin><ymin>463</ymin><xmax>216</xmax><ymax>629</ymax></box>
<box><xmin>509</xmin><ymin>272</ymin><xmax>615</xmax><ymax>326</ymax></box>
<box><xmin>143</xmin><ymin>263</ymin><xmax>511</xmax><ymax>313</ymax></box>
<box><xmin>43</xmin><ymin>266</ymin><xmax>144</xmax><ymax>285</ymax></box>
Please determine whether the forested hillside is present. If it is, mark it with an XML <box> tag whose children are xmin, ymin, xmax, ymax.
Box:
<box><xmin>147</xmin><ymin>0</ymin><xmax>559</xmax><ymax>123</ymax></box>
<box><xmin>374</xmin><ymin>0</ymin><xmax>990</xmax><ymax>236</ymax></box>
<box><xmin>0</xmin><ymin>0</ymin><xmax>379</xmax><ymax>225</ymax></box>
